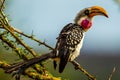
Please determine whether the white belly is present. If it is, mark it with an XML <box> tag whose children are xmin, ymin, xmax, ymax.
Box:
<box><xmin>70</xmin><ymin>35</ymin><xmax>84</xmax><ymax>61</ymax></box>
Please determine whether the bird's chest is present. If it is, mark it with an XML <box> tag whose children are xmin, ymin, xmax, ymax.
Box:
<box><xmin>69</xmin><ymin>35</ymin><xmax>84</xmax><ymax>61</ymax></box>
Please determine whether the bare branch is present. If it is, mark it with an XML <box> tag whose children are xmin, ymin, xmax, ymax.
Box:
<box><xmin>108</xmin><ymin>67</ymin><xmax>116</xmax><ymax>80</ymax></box>
<box><xmin>71</xmin><ymin>60</ymin><xmax>96</xmax><ymax>80</ymax></box>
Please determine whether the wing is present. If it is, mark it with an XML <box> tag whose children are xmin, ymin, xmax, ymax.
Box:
<box><xmin>54</xmin><ymin>23</ymin><xmax>84</xmax><ymax>73</ymax></box>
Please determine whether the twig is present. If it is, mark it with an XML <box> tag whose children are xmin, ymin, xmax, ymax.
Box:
<box><xmin>0</xmin><ymin>61</ymin><xmax>10</xmax><ymax>68</ymax></box>
<box><xmin>0</xmin><ymin>0</ymin><xmax>5</xmax><ymax>10</ymax></box>
<box><xmin>0</xmin><ymin>34</ymin><xmax>28</xmax><ymax>60</ymax></box>
<box><xmin>71</xmin><ymin>60</ymin><xmax>96</xmax><ymax>80</ymax></box>
<box><xmin>13</xmin><ymin>28</ymin><xmax>54</xmax><ymax>50</ymax></box>
<box><xmin>108</xmin><ymin>67</ymin><xmax>116</xmax><ymax>80</ymax></box>
<box><xmin>25</xmin><ymin>69</ymin><xmax>61</xmax><ymax>80</ymax></box>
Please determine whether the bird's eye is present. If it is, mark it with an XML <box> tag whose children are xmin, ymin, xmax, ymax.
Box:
<box><xmin>84</xmin><ymin>9</ymin><xmax>89</xmax><ymax>15</ymax></box>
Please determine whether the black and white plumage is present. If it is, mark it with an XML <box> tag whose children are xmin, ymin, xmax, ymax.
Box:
<box><xmin>54</xmin><ymin>23</ymin><xmax>84</xmax><ymax>73</ymax></box>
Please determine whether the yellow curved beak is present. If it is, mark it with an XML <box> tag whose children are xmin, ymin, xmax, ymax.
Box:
<box><xmin>88</xmin><ymin>6</ymin><xmax>108</xmax><ymax>18</ymax></box>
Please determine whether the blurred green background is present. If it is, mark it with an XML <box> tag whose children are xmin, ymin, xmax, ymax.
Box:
<box><xmin>0</xmin><ymin>0</ymin><xmax>120</xmax><ymax>80</ymax></box>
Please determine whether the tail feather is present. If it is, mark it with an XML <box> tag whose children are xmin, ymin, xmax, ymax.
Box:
<box><xmin>59</xmin><ymin>58</ymin><xmax>68</xmax><ymax>73</ymax></box>
<box><xmin>59</xmin><ymin>50</ymin><xmax>70</xmax><ymax>73</ymax></box>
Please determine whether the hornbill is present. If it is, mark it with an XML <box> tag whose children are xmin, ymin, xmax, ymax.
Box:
<box><xmin>4</xmin><ymin>6</ymin><xmax>108</xmax><ymax>80</ymax></box>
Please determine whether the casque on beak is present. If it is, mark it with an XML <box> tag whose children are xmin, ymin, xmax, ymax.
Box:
<box><xmin>88</xmin><ymin>6</ymin><xmax>109</xmax><ymax>18</ymax></box>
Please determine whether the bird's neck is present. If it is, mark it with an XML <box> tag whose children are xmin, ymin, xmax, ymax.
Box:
<box><xmin>76</xmin><ymin>17</ymin><xmax>92</xmax><ymax>32</ymax></box>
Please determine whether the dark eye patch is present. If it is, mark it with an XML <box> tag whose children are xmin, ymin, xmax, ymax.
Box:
<box><xmin>84</xmin><ymin>9</ymin><xmax>89</xmax><ymax>15</ymax></box>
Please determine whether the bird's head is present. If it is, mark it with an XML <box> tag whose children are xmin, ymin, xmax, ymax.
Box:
<box><xmin>74</xmin><ymin>6</ymin><xmax>108</xmax><ymax>32</ymax></box>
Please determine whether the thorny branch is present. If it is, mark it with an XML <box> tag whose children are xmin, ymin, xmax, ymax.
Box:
<box><xmin>0</xmin><ymin>61</ymin><xmax>61</xmax><ymax>80</ymax></box>
<box><xmin>0</xmin><ymin>0</ymin><xmax>60</xmax><ymax>80</ymax></box>
<box><xmin>0</xmin><ymin>33</ymin><xmax>28</xmax><ymax>59</ymax></box>
<box><xmin>12</xmin><ymin>27</ymin><xmax>54</xmax><ymax>50</ymax></box>
<box><xmin>0</xmin><ymin>11</ymin><xmax>37</xmax><ymax>57</ymax></box>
